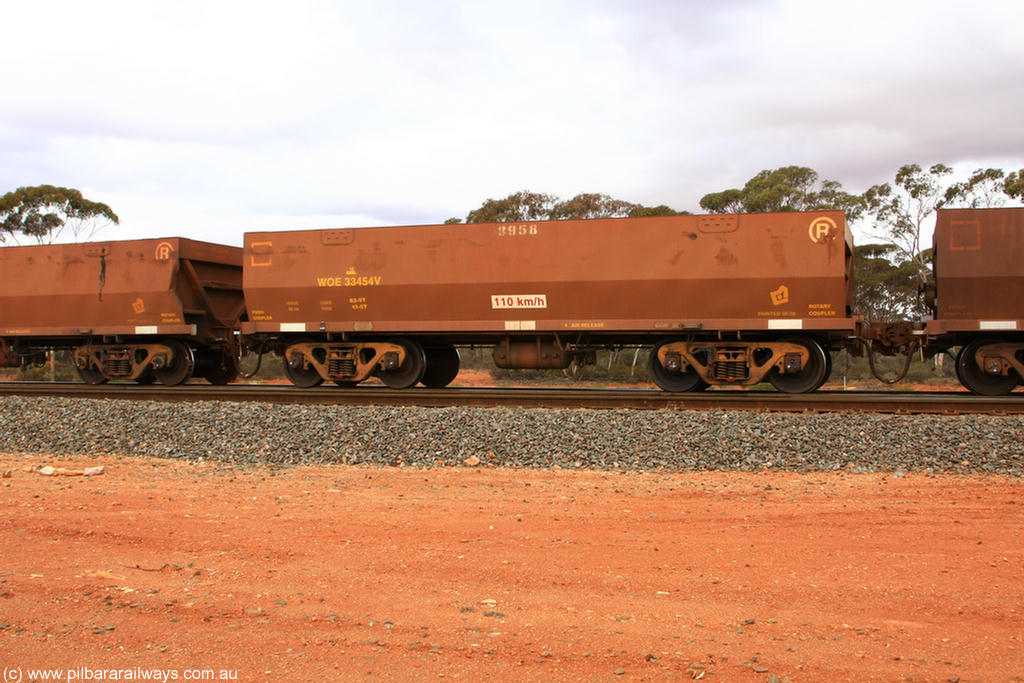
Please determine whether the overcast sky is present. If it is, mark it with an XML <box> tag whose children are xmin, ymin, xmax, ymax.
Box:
<box><xmin>2</xmin><ymin>0</ymin><xmax>1022</xmax><ymax>245</ymax></box>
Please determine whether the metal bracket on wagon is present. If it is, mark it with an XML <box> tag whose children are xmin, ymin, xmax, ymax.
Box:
<box><xmin>861</xmin><ymin>321</ymin><xmax>918</xmax><ymax>353</ymax></box>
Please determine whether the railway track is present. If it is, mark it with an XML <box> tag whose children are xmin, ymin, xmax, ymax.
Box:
<box><xmin>0</xmin><ymin>382</ymin><xmax>1021</xmax><ymax>415</ymax></box>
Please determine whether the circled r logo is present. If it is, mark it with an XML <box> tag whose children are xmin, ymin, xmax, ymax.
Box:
<box><xmin>154</xmin><ymin>241</ymin><xmax>174</xmax><ymax>261</ymax></box>
<box><xmin>808</xmin><ymin>216</ymin><xmax>837</xmax><ymax>243</ymax></box>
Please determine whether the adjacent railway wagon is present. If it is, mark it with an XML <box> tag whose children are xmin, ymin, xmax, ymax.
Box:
<box><xmin>922</xmin><ymin>207</ymin><xmax>1024</xmax><ymax>394</ymax></box>
<box><xmin>0</xmin><ymin>238</ymin><xmax>244</xmax><ymax>385</ymax></box>
<box><xmin>242</xmin><ymin>211</ymin><xmax>857</xmax><ymax>393</ymax></box>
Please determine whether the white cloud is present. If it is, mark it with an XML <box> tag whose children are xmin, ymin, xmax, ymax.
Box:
<box><xmin>2</xmin><ymin>0</ymin><xmax>1022</xmax><ymax>244</ymax></box>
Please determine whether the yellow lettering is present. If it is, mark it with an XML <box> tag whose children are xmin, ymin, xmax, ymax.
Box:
<box><xmin>497</xmin><ymin>223</ymin><xmax>540</xmax><ymax>237</ymax></box>
<box><xmin>317</xmin><ymin>275</ymin><xmax>382</xmax><ymax>287</ymax></box>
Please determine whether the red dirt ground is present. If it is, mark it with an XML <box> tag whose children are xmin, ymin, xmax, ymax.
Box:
<box><xmin>1</xmin><ymin>453</ymin><xmax>1021</xmax><ymax>683</ymax></box>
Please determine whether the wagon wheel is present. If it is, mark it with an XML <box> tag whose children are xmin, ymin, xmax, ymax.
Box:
<box><xmin>421</xmin><ymin>345</ymin><xmax>460</xmax><ymax>388</ymax></box>
<box><xmin>76</xmin><ymin>365</ymin><xmax>108</xmax><ymax>385</ymax></box>
<box><xmin>135</xmin><ymin>368</ymin><xmax>156</xmax><ymax>385</ymax></box>
<box><xmin>648</xmin><ymin>341</ymin><xmax>708</xmax><ymax>392</ymax></box>
<box><xmin>378</xmin><ymin>339</ymin><xmax>426</xmax><ymax>389</ymax></box>
<box><xmin>204</xmin><ymin>361</ymin><xmax>238</xmax><ymax>385</ymax></box>
<box><xmin>768</xmin><ymin>336</ymin><xmax>829</xmax><ymax>394</ymax></box>
<box><xmin>282</xmin><ymin>344</ymin><xmax>324</xmax><ymax>387</ymax></box>
<box><xmin>154</xmin><ymin>340</ymin><xmax>195</xmax><ymax>386</ymax></box>
<box><xmin>956</xmin><ymin>339</ymin><xmax>1018</xmax><ymax>395</ymax></box>
<box><xmin>200</xmin><ymin>350</ymin><xmax>239</xmax><ymax>385</ymax></box>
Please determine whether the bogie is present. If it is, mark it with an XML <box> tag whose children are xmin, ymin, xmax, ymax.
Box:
<box><xmin>648</xmin><ymin>337</ymin><xmax>828</xmax><ymax>393</ymax></box>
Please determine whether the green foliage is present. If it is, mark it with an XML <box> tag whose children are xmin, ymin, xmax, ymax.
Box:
<box><xmin>944</xmin><ymin>167</ymin><xmax>1008</xmax><ymax>208</ymax></box>
<box><xmin>1005</xmin><ymin>169</ymin><xmax>1024</xmax><ymax>199</ymax></box>
<box><xmin>465</xmin><ymin>191</ymin><xmax>556</xmax><ymax>223</ymax></box>
<box><xmin>854</xmin><ymin>243</ymin><xmax>925</xmax><ymax>319</ymax></box>
<box><xmin>237</xmin><ymin>351</ymin><xmax>288</xmax><ymax>382</ymax></box>
<box><xmin>464</xmin><ymin>190</ymin><xmax>686</xmax><ymax>223</ymax></box>
<box><xmin>828</xmin><ymin>350</ymin><xmax>957</xmax><ymax>387</ymax></box>
<box><xmin>486</xmin><ymin>348</ymin><xmax>653</xmax><ymax>385</ymax></box>
<box><xmin>811</xmin><ymin>179</ymin><xmax>867</xmax><ymax>221</ymax></box>
<box><xmin>698</xmin><ymin>189</ymin><xmax>743</xmax><ymax>214</ymax></box>
<box><xmin>549</xmin><ymin>193</ymin><xmax>635</xmax><ymax>220</ymax></box>
<box><xmin>699</xmin><ymin>166</ymin><xmax>864</xmax><ymax>220</ymax></box>
<box><xmin>6</xmin><ymin>350</ymin><xmax>79</xmax><ymax>381</ymax></box>
<box><xmin>628</xmin><ymin>204</ymin><xmax>688</xmax><ymax>217</ymax></box>
<box><xmin>861</xmin><ymin>163</ymin><xmax>952</xmax><ymax>286</ymax></box>
<box><xmin>740</xmin><ymin>166</ymin><xmax>820</xmax><ymax>212</ymax></box>
<box><xmin>0</xmin><ymin>185</ymin><xmax>119</xmax><ymax>244</ymax></box>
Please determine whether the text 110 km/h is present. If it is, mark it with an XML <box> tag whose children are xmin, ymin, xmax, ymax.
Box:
<box><xmin>491</xmin><ymin>294</ymin><xmax>548</xmax><ymax>309</ymax></box>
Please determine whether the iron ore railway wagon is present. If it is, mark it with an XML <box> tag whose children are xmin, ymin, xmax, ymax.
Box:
<box><xmin>2</xmin><ymin>207</ymin><xmax>1022</xmax><ymax>394</ymax></box>
<box><xmin>241</xmin><ymin>210</ymin><xmax>858</xmax><ymax>393</ymax></box>
<box><xmin>0</xmin><ymin>238</ymin><xmax>244</xmax><ymax>385</ymax></box>
<box><xmin>921</xmin><ymin>207</ymin><xmax>1024</xmax><ymax>395</ymax></box>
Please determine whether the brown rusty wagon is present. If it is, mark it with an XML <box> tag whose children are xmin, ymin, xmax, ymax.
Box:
<box><xmin>922</xmin><ymin>207</ymin><xmax>1024</xmax><ymax>394</ymax></box>
<box><xmin>0</xmin><ymin>238</ymin><xmax>243</xmax><ymax>385</ymax></box>
<box><xmin>241</xmin><ymin>211</ymin><xmax>858</xmax><ymax>393</ymax></box>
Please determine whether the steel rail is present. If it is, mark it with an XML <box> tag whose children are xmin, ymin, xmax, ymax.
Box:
<box><xmin>0</xmin><ymin>382</ymin><xmax>1022</xmax><ymax>415</ymax></box>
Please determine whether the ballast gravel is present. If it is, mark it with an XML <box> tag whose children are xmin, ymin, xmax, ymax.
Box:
<box><xmin>0</xmin><ymin>396</ymin><xmax>1022</xmax><ymax>474</ymax></box>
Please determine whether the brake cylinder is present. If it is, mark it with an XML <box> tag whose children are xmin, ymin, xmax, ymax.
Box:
<box><xmin>492</xmin><ymin>339</ymin><xmax>572</xmax><ymax>369</ymax></box>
